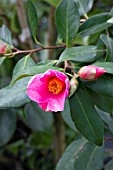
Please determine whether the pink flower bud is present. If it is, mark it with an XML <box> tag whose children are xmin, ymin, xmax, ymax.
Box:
<box><xmin>69</xmin><ymin>77</ymin><xmax>78</xmax><ymax>97</ymax></box>
<box><xmin>0</xmin><ymin>41</ymin><xmax>6</xmax><ymax>54</ymax></box>
<box><xmin>78</xmin><ymin>65</ymin><xmax>106</xmax><ymax>80</ymax></box>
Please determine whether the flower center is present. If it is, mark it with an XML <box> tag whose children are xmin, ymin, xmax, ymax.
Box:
<box><xmin>48</xmin><ymin>77</ymin><xmax>65</xmax><ymax>94</ymax></box>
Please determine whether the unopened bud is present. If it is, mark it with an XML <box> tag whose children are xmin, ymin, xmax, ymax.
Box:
<box><xmin>69</xmin><ymin>77</ymin><xmax>79</xmax><ymax>97</ymax></box>
<box><xmin>0</xmin><ymin>40</ymin><xmax>6</xmax><ymax>55</ymax></box>
<box><xmin>0</xmin><ymin>40</ymin><xmax>12</xmax><ymax>55</ymax></box>
<box><xmin>77</xmin><ymin>65</ymin><xmax>106</xmax><ymax>80</ymax></box>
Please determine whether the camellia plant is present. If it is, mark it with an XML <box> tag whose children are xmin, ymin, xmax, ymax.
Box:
<box><xmin>1</xmin><ymin>0</ymin><xmax>113</xmax><ymax>169</ymax></box>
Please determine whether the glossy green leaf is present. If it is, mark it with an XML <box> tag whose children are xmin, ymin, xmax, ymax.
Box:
<box><xmin>74</xmin><ymin>142</ymin><xmax>104</xmax><ymax>170</ymax></box>
<box><xmin>28</xmin><ymin>0</ymin><xmax>38</xmax><ymax>38</ymax></box>
<box><xmin>107</xmin><ymin>17</ymin><xmax>113</xmax><ymax>24</ymax></box>
<box><xmin>109</xmin><ymin>7</ymin><xmax>113</xmax><ymax>17</ymax></box>
<box><xmin>55</xmin><ymin>0</ymin><xmax>80</xmax><ymax>46</ymax></box>
<box><xmin>11</xmin><ymin>55</ymin><xmax>35</xmax><ymax>84</ymax></box>
<box><xmin>56</xmin><ymin>138</ymin><xmax>87</xmax><ymax>170</ymax></box>
<box><xmin>85</xmin><ymin>87</ymin><xmax>113</xmax><ymax>113</ymax></box>
<box><xmin>0</xmin><ymin>109</ymin><xmax>16</xmax><ymax>147</ymax></box>
<box><xmin>94</xmin><ymin>62</ymin><xmax>113</xmax><ymax>74</ymax></box>
<box><xmin>100</xmin><ymin>34</ymin><xmax>113</xmax><ymax>61</ymax></box>
<box><xmin>105</xmin><ymin>159</ymin><xmax>113</xmax><ymax>170</ymax></box>
<box><xmin>75</xmin><ymin>0</ymin><xmax>94</xmax><ymax>16</ymax></box>
<box><xmin>0</xmin><ymin>77</ymin><xmax>31</xmax><ymax>108</ymax></box>
<box><xmin>61</xmin><ymin>99</ymin><xmax>77</xmax><ymax>131</ymax></box>
<box><xmin>78</xmin><ymin>13</ymin><xmax>112</xmax><ymax>36</ymax></box>
<box><xmin>11</xmin><ymin>56</ymin><xmax>61</xmax><ymax>84</ymax></box>
<box><xmin>37</xmin><ymin>60</ymin><xmax>58</xmax><ymax>67</ymax></box>
<box><xmin>13</xmin><ymin>55</ymin><xmax>35</xmax><ymax>75</ymax></box>
<box><xmin>23</xmin><ymin>101</ymin><xmax>53</xmax><ymax>131</ymax></box>
<box><xmin>0</xmin><ymin>57</ymin><xmax>6</xmax><ymax>66</ymax></box>
<box><xmin>85</xmin><ymin>75</ymin><xmax>113</xmax><ymax>97</ymax></box>
<box><xmin>48</xmin><ymin>0</ymin><xmax>94</xmax><ymax>15</ymax></box>
<box><xmin>0</xmin><ymin>25</ymin><xmax>12</xmax><ymax>46</ymax></box>
<box><xmin>95</xmin><ymin>107</ymin><xmax>113</xmax><ymax>135</ymax></box>
<box><xmin>56</xmin><ymin>138</ymin><xmax>104</xmax><ymax>170</ymax></box>
<box><xmin>59</xmin><ymin>46</ymin><xmax>103</xmax><ymax>63</ymax></box>
<box><xmin>69</xmin><ymin>88</ymin><xmax>104</xmax><ymax>145</ymax></box>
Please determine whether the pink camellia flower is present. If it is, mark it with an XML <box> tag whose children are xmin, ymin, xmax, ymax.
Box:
<box><xmin>27</xmin><ymin>69</ymin><xmax>70</xmax><ymax>112</ymax></box>
<box><xmin>78</xmin><ymin>65</ymin><xmax>106</xmax><ymax>80</ymax></box>
<box><xmin>0</xmin><ymin>40</ymin><xmax>6</xmax><ymax>54</ymax></box>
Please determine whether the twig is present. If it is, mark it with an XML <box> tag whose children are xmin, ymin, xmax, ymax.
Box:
<box><xmin>6</xmin><ymin>45</ymin><xmax>66</xmax><ymax>57</ymax></box>
<box><xmin>104</xmin><ymin>137</ymin><xmax>113</xmax><ymax>141</ymax></box>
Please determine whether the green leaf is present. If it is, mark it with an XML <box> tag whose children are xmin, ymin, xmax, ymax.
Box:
<box><xmin>59</xmin><ymin>46</ymin><xmax>103</xmax><ymax>63</ymax></box>
<box><xmin>0</xmin><ymin>25</ymin><xmax>12</xmax><ymax>46</ymax></box>
<box><xmin>62</xmin><ymin>99</ymin><xmax>77</xmax><ymax>131</ymax></box>
<box><xmin>0</xmin><ymin>77</ymin><xmax>31</xmax><ymax>108</ymax></box>
<box><xmin>12</xmin><ymin>55</ymin><xmax>35</xmax><ymax>76</ymax></box>
<box><xmin>56</xmin><ymin>138</ymin><xmax>87</xmax><ymax>170</ymax></box>
<box><xmin>23</xmin><ymin>101</ymin><xmax>53</xmax><ymax>131</ymax></box>
<box><xmin>56</xmin><ymin>138</ymin><xmax>104</xmax><ymax>170</ymax></box>
<box><xmin>0</xmin><ymin>57</ymin><xmax>6</xmax><ymax>66</ymax></box>
<box><xmin>86</xmin><ymin>87</ymin><xmax>113</xmax><ymax>113</ymax></box>
<box><xmin>75</xmin><ymin>0</ymin><xmax>94</xmax><ymax>16</ymax></box>
<box><xmin>95</xmin><ymin>107</ymin><xmax>113</xmax><ymax>135</ymax></box>
<box><xmin>11</xmin><ymin>55</ymin><xmax>36</xmax><ymax>84</ymax></box>
<box><xmin>107</xmin><ymin>17</ymin><xmax>113</xmax><ymax>24</ymax></box>
<box><xmin>100</xmin><ymin>34</ymin><xmax>113</xmax><ymax>61</ymax></box>
<box><xmin>94</xmin><ymin>62</ymin><xmax>113</xmax><ymax>74</ymax></box>
<box><xmin>0</xmin><ymin>109</ymin><xmax>16</xmax><ymax>147</ymax></box>
<box><xmin>37</xmin><ymin>59</ymin><xmax>58</xmax><ymax>66</ymax></box>
<box><xmin>28</xmin><ymin>0</ymin><xmax>38</xmax><ymax>39</ymax></box>
<box><xmin>74</xmin><ymin>142</ymin><xmax>104</xmax><ymax>170</ymax></box>
<box><xmin>13</xmin><ymin>55</ymin><xmax>35</xmax><ymax>73</ymax></box>
<box><xmin>55</xmin><ymin>0</ymin><xmax>80</xmax><ymax>46</ymax></box>
<box><xmin>78</xmin><ymin>13</ymin><xmax>112</xmax><ymax>36</ymax></box>
<box><xmin>11</xmin><ymin>56</ymin><xmax>61</xmax><ymax>84</ymax></box>
<box><xmin>109</xmin><ymin>7</ymin><xmax>113</xmax><ymax>17</ymax></box>
<box><xmin>85</xmin><ymin>75</ymin><xmax>113</xmax><ymax>97</ymax></box>
<box><xmin>69</xmin><ymin>88</ymin><xmax>104</xmax><ymax>145</ymax></box>
<box><xmin>105</xmin><ymin>159</ymin><xmax>113</xmax><ymax>170</ymax></box>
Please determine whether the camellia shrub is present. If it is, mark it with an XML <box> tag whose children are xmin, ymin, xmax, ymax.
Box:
<box><xmin>1</xmin><ymin>0</ymin><xmax>113</xmax><ymax>169</ymax></box>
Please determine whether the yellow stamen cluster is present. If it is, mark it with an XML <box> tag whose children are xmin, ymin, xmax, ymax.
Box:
<box><xmin>48</xmin><ymin>77</ymin><xmax>65</xmax><ymax>94</ymax></box>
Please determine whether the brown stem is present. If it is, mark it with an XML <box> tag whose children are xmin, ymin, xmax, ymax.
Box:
<box><xmin>104</xmin><ymin>137</ymin><xmax>113</xmax><ymax>141</ymax></box>
<box><xmin>53</xmin><ymin>112</ymin><xmax>65</xmax><ymax>163</ymax></box>
<box><xmin>6</xmin><ymin>45</ymin><xmax>66</xmax><ymax>57</ymax></box>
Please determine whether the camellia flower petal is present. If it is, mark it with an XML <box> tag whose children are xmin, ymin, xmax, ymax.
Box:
<box><xmin>78</xmin><ymin>65</ymin><xmax>106</xmax><ymax>80</ymax></box>
<box><xmin>0</xmin><ymin>40</ymin><xmax>6</xmax><ymax>54</ymax></box>
<box><xmin>26</xmin><ymin>69</ymin><xmax>70</xmax><ymax>112</ymax></box>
